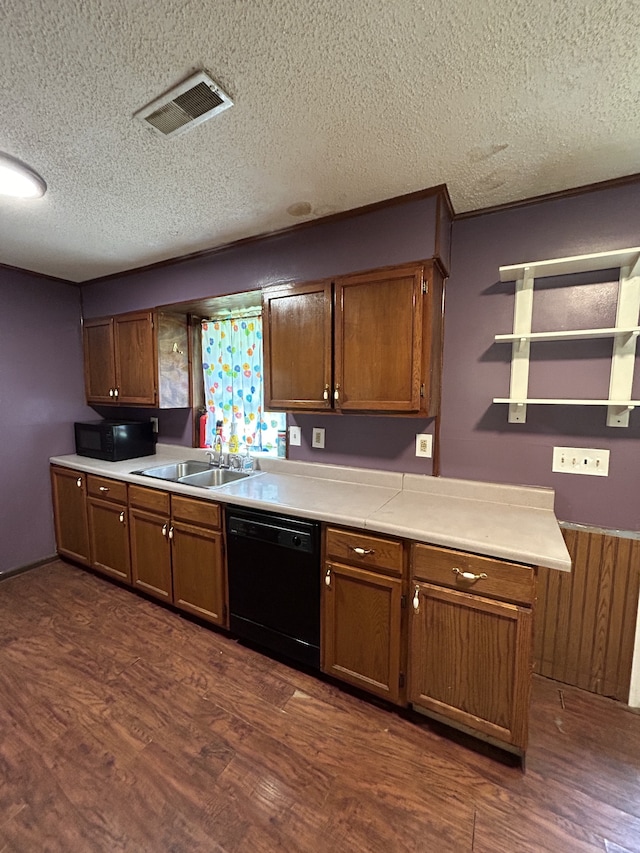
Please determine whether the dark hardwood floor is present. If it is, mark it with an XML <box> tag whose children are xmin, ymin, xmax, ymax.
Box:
<box><xmin>1</xmin><ymin>560</ymin><xmax>639</xmax><ymax>853</ymax></box>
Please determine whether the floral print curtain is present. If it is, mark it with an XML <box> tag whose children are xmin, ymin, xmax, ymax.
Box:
<box><xmin>201</xmin><ymin>315</ymin><xmax>282</xmax><ymax>452</ymax></box>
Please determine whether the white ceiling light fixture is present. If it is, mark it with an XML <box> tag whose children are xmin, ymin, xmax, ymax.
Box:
<box><xmin>134</xmin><ymin>70</ymin><xmax>234</xmax><ymax>139</ymax></box>
<box><xmin>0</xmin><ymin>152</ymin><xmax>47</xmax><ymax>198</ymax></box>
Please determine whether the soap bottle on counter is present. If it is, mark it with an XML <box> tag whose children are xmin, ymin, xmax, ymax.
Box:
<box><xmin>228</xmin><ymin>421</ymin><xmax>240</xmax><ymax>454</ymax></box>
<box><xmin>242</xmin><ymin>443</ymin><xmax>255</xmax><ymax>472</ymax></box>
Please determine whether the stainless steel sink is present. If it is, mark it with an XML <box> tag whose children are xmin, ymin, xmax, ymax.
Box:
<box><xmin>132</xmin><ymin>460</ymin><xmax>212</xmax><ymax>480</ymax></box>
<box><xmin>133</xmin><ymin>460</ymin><xmax>256</xmax><ymax>489</ymax></box>
<box><xmin>177</xmin><ymin>468</ymin><xmax>253</xmax><ymax>488</ymax></box>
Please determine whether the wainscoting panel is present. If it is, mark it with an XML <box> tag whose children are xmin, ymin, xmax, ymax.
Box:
<box><xmin>534</xmin><ymin>526</ymin><xmax>640</xmax><ymax>702</ymax></box>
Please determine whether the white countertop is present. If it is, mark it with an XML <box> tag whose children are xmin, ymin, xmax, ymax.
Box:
<box><xmin>50</xmin><ymin>445</ymin><xmax>571</xmax><ymax>571</ymax></box>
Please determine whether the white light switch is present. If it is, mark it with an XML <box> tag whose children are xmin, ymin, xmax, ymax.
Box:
<box><xmin>552</xmin><ymin>446</ymin><xmax>610</xmax><ymax>476</ymax></box>
<box><xmin>288</xmin><ymin>426</ymin><xmax>301</xmax><ymax>446</ymax></box>
<box><xmin>312</xmin><ymin>427</ymin><xmax>325</xmax><ymax>449</ymax></box>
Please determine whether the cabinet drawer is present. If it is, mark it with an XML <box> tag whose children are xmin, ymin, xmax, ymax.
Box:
<box><xmin>128</xmin><ymin>484</ymin><xmax>170</xmax><ymax>515</ymax></box>
<box><xmin>412</xmin><ymin>543</ymin><xmax>535</xmax><ymax>606</ymax></box>
<box><xmin>326</xmin><ymin>527</ymin><xmax>404</xmax><ymax>576</ymax></box>
<box><xmin>171</xmin><ymin>495</ymin><xmax>221</xmax><ymax>529</ymax></box>
<box><xmin>87</xmin><ymin>475</ymin><xmax>128</xmax><ymax>504</ymax></box>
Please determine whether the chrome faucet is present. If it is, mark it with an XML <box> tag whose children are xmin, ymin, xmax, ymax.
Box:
<box><xmin>207</xmin><ymin>435</ymin><xmax>225</xmax><ymax>468</ymax></box>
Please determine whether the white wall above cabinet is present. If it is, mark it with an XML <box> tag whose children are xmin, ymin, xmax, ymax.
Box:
<box><xmin>494</xmin><ymin>247</ymin><xmax>640</xmax><ymax>427</ymax></box>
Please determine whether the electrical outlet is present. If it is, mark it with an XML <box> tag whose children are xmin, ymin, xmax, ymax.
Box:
<box><xmin>415</xmin><ymin>433</ymin><xmax>432</xmax><ymax>458</ymax></box>
<box><xmin>289</xmin><ymin>426</ymin><xmax>301</xmax><ymax>446</ymax></box>
<box><xmin>552</xmin><ymin>446</ymin><xmax>610</xmax><ymax>477</ymax></box>
<box><xmin>312</xmin><ymin>427</ymin><xmax>325</xmax><ymax>449</ymax></box>
<box><xmin>150</xmin><ymin>417</ymin><xmax>159</xmax><ymax>434</ymax></box>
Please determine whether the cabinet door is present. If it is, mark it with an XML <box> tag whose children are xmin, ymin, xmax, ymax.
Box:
<box><xmin>50</xmin><ymin>467</ymin><xmax>90</xmax><ymax>565</ymax></box>
<box><xmin>83</xmin><ymin>318</ymin><xmax>116</xmax><ymax>403</ymax></box>
<box><xmin>322</xmin><ymin>561</ymin><xmax>403</xmax><ymax>704</ymax></box>
<box><xmin>262</xmin><ymin>280</ymin><xmax>333</xmax><ymax>410</ymax></box>
<box><xmin>171</xmin><ymin>520</ymin><xmax>226</xmax><ymax>626</ymax></box>
<box><xmin>334</xmin><ymin>264</ymin><xmax>424</xmax><ymax>412</ymax></box>
<box><xmin>408</xmin><ymin>582</ymin><xmax>532</xmax><ymax>751</ymax></box>
<box><xmin>87</xmin><ymin>498</ymin><xmax>131</xmax><ymax>583</ymax></box>
<box><xmin>129</xmin><ymin>507</ymin><xmax>172</xmax><ymax>601</ymax></box>
<box><xmin>114</xmin><ymin>312</ymin><xmax>157</xmax><ymax>405</ymax></box>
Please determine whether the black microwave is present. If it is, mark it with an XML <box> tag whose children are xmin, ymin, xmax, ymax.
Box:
<box><xmin>74</xmin><ymin>420</ymin><xmax>156</xmax><ymax>462</ymax></box>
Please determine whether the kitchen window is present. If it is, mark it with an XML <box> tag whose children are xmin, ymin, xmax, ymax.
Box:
<box><xmin>201</xmin><ymin>312</ymin><xmax>285</xmax><ymax>453</ymax></box>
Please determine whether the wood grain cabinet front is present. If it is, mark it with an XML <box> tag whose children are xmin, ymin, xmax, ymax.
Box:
<box><xmin>322</xmin><ymin>527</ymin><xmax>406</xmax><ymax>704</ymax></box>
<box><xmin>408</xmin><ymin>542</ymin><xmax>535</xmax><ymax>754</ymax></box>
<box><xmin>129</xmin><ymin>486</ymin><xmax>173</xmax><ymax>602</ymax></box>
<box><xmin>50</xmin><ymin>466</ymin><xmax>90</xmax><ymax>565</ymax></box>
<box><xmin>170</xmin><ymin>495</ymin><xmax>225</xmax><ymax>626</ymax></box>
<box><xmin>128</xmin><ymin>486</ymin><xmax>226</xmax><ymax>626</ymax></box>
<box><xmin>262</xmin><ymin>260</ymin><xmax>444</xmax><ymax>415</ymax></box>
<box><xmin>86</xmin><ymin>475</ymin><xmax>131</xmax><ymax>583</ymax></box>
<box><xmin>83</xmin><ymin>311</ymin><xmax>189</xmax><ymax>408</ymax></box>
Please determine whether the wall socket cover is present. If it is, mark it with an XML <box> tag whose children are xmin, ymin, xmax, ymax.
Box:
<box><xmin>288</xmin><ymin>426</ymin><xmax>301</xmax><ymax>446</ymax></box>
<box><xmin>415</xmin><ymin>433</ymin><xmax>432</xmax><ymax>457</ymax></box>
<box><xmin>552</xmin><ymin>446</ymin><xmax>610</xmax><ymax>477</ymax></box>
<box><xmin>312</xmin><ymin>427</ymin><xmax>325</xmax><ymax>449</ymax></box>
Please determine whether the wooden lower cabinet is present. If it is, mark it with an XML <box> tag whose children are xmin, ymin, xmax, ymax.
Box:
<box><xmin>128</xmin><ymin>485</ymin><xmax>226</xmax><ymax>626</ymax></box>
<box><xmin>50</xmin><ymin>466</ymin><xmax>90</xmax><ymax>565</ymax></box>
<box><xmin>322</xmin><ymin>527</ymin><xmax>405</xmax><ymax>704</ymax></box>
<box><xmin>409</xmin><ymin>543</ymin><xmax>535</xmax><ymax>754</ymax></box>
<box><xmin>86</xmin><ymin>475</ymin><xmax>131</xmax><ymax>583</ymax></box>
<box><xmin>323</xmin><ymin>561</ymin><xmax>403</xmax><ymax>703</ymax></box>
<box><xmin>129</xmin><ymin>486</ymin><xmax>173</xmax><ymax>601</ymax></box>
<box><xmin>170</xmin><ymin>496</ymin><xmax>225</xmax><ymax>625</ymax></box>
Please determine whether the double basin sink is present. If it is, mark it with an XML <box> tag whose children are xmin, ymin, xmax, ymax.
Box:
<box><xmin>133</xmin><ymin>460</ymin><xmax>256</xmax><ymax>489</ymax></box>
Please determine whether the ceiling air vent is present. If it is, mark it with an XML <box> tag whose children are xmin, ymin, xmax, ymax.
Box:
<box><xmin>134</xmin><ymin>71</ymin><xmax>233</xmax><ymax>138</ymax></box>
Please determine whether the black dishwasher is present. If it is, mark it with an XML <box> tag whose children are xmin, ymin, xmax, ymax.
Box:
<box><xmin>226</xmin><ymin>506</ymin><xmax>321</xmax><ymax>669</ymax></box>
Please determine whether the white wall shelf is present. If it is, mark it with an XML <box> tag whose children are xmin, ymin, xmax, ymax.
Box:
<box><xmin>495</xmin><ymin>326</ymin><xmax>640</xmax><ymax>343</ymax></box>
<box><xmin>494</xmin><ymin>247</ymin><xmax>640</xmax><ymax>427</ymax></box>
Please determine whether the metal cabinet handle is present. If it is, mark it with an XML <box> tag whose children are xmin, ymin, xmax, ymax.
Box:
<box><xmin>412</xmin><ymin>585</ymin><xmax>420</xmax><ymax>612</ymax></box>
<box><xmin>452</xmin><ymin>568</ymin><xmax>488</xmax><ymax>581</ymax></box>
<box><xmin>323</xmin><ymin>384</ymin><xmax>330</xmax><ymax>400</ymax></box>
<box><xmin>334</xmin><ymin>384</ymin><xmax>340</xmax><ymax>401</ymax></box>
<box><xmin>325</xmin><ymin>567</ymin><xmax>331</xmax><ymax>587</ymax></box>
<box><xmin>114</xmin><ymin>387</ymin><xmax>119</xmax><ymax>398</ymax></box>
<box><xmin>76</xmin><ymin>477</ymin><xmax>82</xmax><ymax>488</ymax></box>
<box><xmin>168</xmin><ymin>526</ymin><xmax>174</xmax><ymax>540</ymax></box>
<box><xmin>109</xmin><ymin>388</ymin><xmax>114</xmax><ymax>397</ymax></box>
<box><xmin>161</xmin><ymin>523</ymin><xmax>168</xmax><ymax>537</ymax></box>
<box><xmin>99</xmin><ymin>486</ymin><xmax>109</xmax><ymax>492</ymax></box>
<box><xmin>351</xmin><ymin>546</ymin><xmax>374</xmax><ymax>556</ymax></box>
<box><xmin>119</xmin><ymin>511</ymin><xmax>125</xmax><ymax>523</ymax></box>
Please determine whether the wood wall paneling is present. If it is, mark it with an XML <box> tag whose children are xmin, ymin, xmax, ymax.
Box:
<box><xmin>534</xmin><ymin>527</ymin><xmax>640</xmax><ymax>703</ymax></box>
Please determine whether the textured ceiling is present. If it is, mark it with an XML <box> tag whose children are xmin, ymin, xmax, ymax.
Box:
<box><xmin>1</xmin><ymin>0</ymin><xmax>639</xmax><ymax>282</ymax></box>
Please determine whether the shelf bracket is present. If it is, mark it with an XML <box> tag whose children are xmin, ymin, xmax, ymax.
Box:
<box><xmin>507</xmin><ymin>268</ymin><xmax>534</xmax><ymax>423</ymax></box>
<box><xmin>607</xmin><ymin>264</ymin><xmax>640</xmax><ymax>427</ymax></box>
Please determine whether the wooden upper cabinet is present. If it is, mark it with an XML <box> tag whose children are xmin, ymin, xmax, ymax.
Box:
<box><xmin>335</xmin><ymin>261</ymin><xmax>444</xmax><ymax>415</ymax></box>
<box><xmin>262</xmin><ymin>260</ymin><xmax>444</xmax><ymax>415</ymax></box>
<box><xmin>335</xmin><ymin>264</ymin><xmax>424</xmax><ymax>412</ymax></box>
<box><xmin>113</xmin><ymin>312</ymin><xmax>157</xmax><ymax>405</ymax></box>
<box><xmin>83</xmin><ymin>311</ymin><xmax>190</xmax><ymax>408</ymax></box>
<box><xmin>83</xmin><ymin>318</ymin><xmax>117</xmax><ymax>403</ymax></box>
<box><xmin>262</xmin><ymin>280</ymin><xmax>333</xmax><ymax>410</ymax></box>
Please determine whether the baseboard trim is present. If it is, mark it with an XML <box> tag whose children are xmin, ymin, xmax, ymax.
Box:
<box><xmin>0</xmin><ymin>554</ymin><xmax>58</xmax><ymax>581</ymax></box>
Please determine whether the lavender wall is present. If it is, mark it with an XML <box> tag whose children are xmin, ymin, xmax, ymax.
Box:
<box><xmin>82</xmin><ymin>196</ymin><xmax>440</xmax><ymax>317</ymax></box>
<box><xmin>0</xmin><ymin>269</ymin><xmax>93</xmax><ymax>574</ymax></box>
<box><xmin>442</xmin><ymin>183</ymin><xmax>640</xmax><ymax>530</ymax></box>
